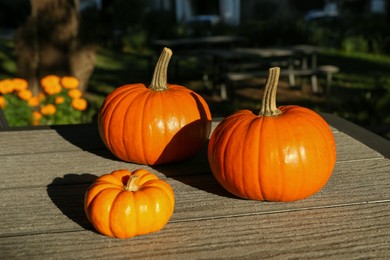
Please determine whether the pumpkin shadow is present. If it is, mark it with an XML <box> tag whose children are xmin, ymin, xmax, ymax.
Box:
<box><xmin>152</xmin><ymin>139</ymin><xmax>237</xmax><ymax>199</ymax></box>
<box><xmin>150</xmin><ymin>93</ymin><xmax>237</xmax><ymax>198</ymax></box>
<box><xmin>47</xmin><ymin>173</ymin><xmax>98</xmax><ymax>232</ymax></box>
<box><xmin>52</xmin><ymin>124</ymin><xmax>121</xmax><ymax>162</ymax></box>
<box><xmin>151</xmin><ymin>92</ymin><xmax>212</xmax><ymax>165</ymax></box>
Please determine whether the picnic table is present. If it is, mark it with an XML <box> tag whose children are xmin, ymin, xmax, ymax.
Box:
<box><xmin>1</xmin><ymin>114</ymin><xmax>390</xmax><ymax>259</ymax></box>
<box><xmin>153</xmin><ymin>36</ymin><xmax>245</xmax><ymax>50</ymax></box>
<box><xmin>194</xmin><ymin>47</ymin><xmax>315</xmax><ymax>100</ymax></box>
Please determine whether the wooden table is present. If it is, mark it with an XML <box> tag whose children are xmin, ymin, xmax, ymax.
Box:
<box><xmin>226</xmin><ymin>47</ymin><xmax>321</xmax><ymax>89</ymax></box>
<box><xmin>1</xmin><ymin>114</ymin><xmax>390</xmax><ymax>259</ymax></box>
<box><xmin>193</xmin><ymin>48</ymin><xmax>297</xmax><ymax>100</ymax></box>
<box><xmin>153</xmin><ymin>36</ymin><xmax>245</xmax><ymax>50</ymax></box>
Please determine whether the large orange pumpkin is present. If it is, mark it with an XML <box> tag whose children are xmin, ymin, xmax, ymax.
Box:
<box><xmin>98</xmin><ymin>48</ymin><xmax>212</xmax><ymax>165</ymax></box>
<box><xmin>84</xmin><ymin>169</ymin><xmax>175</xmax><ymax>239</ymax></box>
<box><xmin>208</xmin><ymin>67</ymin><xmax>336</xmax><ymax>202</ymax></box>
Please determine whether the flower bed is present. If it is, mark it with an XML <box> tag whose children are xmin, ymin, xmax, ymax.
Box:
<box><xmin>0</xmin><ymin>75</ymin><xmax>88</xmax><ymax>126</ymax></box>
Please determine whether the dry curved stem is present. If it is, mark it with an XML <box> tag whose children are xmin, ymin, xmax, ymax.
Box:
<box><xmin>124</xmin><ymin>175</ymin><xmax>140</xmax><ymax>192</ymax></box>
<box><xmin>150</xmin><ymin>47</ymin><xmax>173</xmax><ymax>91</ymax></box>
<box><xmin>259</xmin><ymin>67</ymin><xmax>282</xmax><ymax>116</ymax></box>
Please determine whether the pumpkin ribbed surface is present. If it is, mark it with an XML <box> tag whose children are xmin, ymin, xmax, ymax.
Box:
<box><xmin>208</xmin><ymin>67</ymin><xmax>336</xmax><ymax>202</ymax></box>
<box><xmin>98</xmin><ymin>83</ymin><xmax>211</xmax><ymax>165</ymax></box>
<box><xmin>208</xmin><ymin>107</ymin><xmax>336</xmax><ymax>201</ymax></box>
<box><xmin>84</xmin><ymin>169</ymin><xmax>175</xmax><ymax>238</ymax></box>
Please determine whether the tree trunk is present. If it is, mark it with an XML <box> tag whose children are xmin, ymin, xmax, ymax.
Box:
<box><xmin>15</xmin><ymin>0</ymin><xmax>95</xmax><ymax>95</ymax></box>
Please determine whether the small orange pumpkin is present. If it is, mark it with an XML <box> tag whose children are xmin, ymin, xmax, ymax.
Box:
<box><xmin>84</xmin><ymin>169</ymin><xmax>175</xmax><ymax>239</ymax></box>
<box><xmin>208</xmin><ymin>67</ymin><xmax>336</xmax><ymax>202</ymax></box>
<box><xmin>98</xmin><ymin>47</ymin><xmax>212</xmax><ymax>165</ymax></box>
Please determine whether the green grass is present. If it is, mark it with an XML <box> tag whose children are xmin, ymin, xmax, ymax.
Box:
<box><xmin>87</xmin><ymin>47</ymin><xmax>155</xmax><ymax>98</ymax></box>
<box><xmin>320</xmin><ymin>49</ymin><xmax>390</xmax><ymax>90</ymax></box>
<box><xmin>316</xmin><ymin>50</ymin><xmax>390</xmax><ymax>129</ymax></box>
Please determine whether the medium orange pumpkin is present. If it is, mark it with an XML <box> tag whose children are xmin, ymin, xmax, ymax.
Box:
<box><xmin>84</xmin><ymin>169</ymin><xmax>175</xmax><ymax>239</ymax></box>
<box><xmin>98</xmin><ymin>48</ymin><xmax>212</xmax><ymax>165</ymax></box>
<box><xmin>208</xmin><ymin>67</ymin><xmax>336</xmax><ymax>202</ymax></box>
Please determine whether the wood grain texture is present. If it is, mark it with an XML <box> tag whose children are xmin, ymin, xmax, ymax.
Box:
<box><xmin>0</xmin><ymin>120</ymin><xmax>337</xmax><ymax>156</ymax></box>
<box><xmin>0</xmin><ymin>131</ymin><xmax>383</xmax><ymax>189</ymax></box>
<box><xmin>0</xmin><ymin>124</ymin><xmax>103</xmax><ymax>156</ymax></box>
<box><xmin>322</xmin><ymin>113</ymin><xmax>390</xmax><ymax>158</ymax></box>
<box><xmin>0</xmin><ymin>118</ymin><xmax>389</xmax><ymax>259</ymax></box>
<box><xmin>2</xmin><ymin>203</ymin><xmax>389</xmax><ymax>259</ymax></box>
<box><xmin>1</xmin><ymin>159</ymin><xmax>389</xmax><ymax>238</ymax></box>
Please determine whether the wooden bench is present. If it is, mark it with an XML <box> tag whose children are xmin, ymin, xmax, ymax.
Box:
<box><xmin>222</xmin><ymin>65</ymin><xmax>339</xmax><ymax>100</ymax></box>
<box><xmin>312</xmin><ymin>65</ymin><xmax>340</xmax><ymax>94</ymax></box>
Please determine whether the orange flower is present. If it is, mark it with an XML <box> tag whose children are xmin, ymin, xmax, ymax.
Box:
<box><xmin>17</xmin><ymin>89</ymin><xmax>33</xmax><ymax>101</ymax></box>
<box><xmin>0</xmin><ymin>79</ymin><xmax>14</xmax><ymax>94</ymax></box>
<box><xmin>28</xmin><ymin>96</ymin><xmax>40</xmax><ymax>107</ymax></box>
<box><xmin>0</xmin><ymin>95</ymin><xmax>6</xmax><ymax>109</ymax></box>
<box><xmin>41</xmin><ymin>75</ymin><xmax>62</xmax><ymax>95</ymax></box>
<box><xmin>12</xmin><ymin>78</ymin><xmax>28</xmax><ymax>92</ymax></box>
<box><xmin>41</xmin><ymin>75</ymin><xmax>60</xmax><ymax>88</ymax></box>
<box><xmin>71</xmin><ymin>98</ymin><xmax>87</xmax><ymax>111</ymax></box>
<box><xmin>32</xmin><ymin>111</ymin><xmax>42</xmax><ymax>125</ymax></box>
<box><xmin>43</xmin><ymin>83</ymin><xmax>62</xmax><ymax>95</ymax></box>
<box><xmin>55</xmin><ymin>96</ymin><xmax>65</xmax><ymax>104</ymax></box>
<box><xmin>68</xmin><ymin>89</ymin><xmax>82</xmax><ymax>99</ymax></box>
<box><xmin>38</xmin><ymin>92</ymin><xmax>46</xmax><ymax>101</ymax></box>
<box><xmin>33</xmin><ymin>111</ymin><xmax>42</xmax><ymax>120</ymax></box>
<box><xmin>41</xmin><ymin>104</ymin><xmax>56</xmax><ymax>115</ymax></box>
<box><xmin>61</xmin><ymin>76</ymin><xmax>79</xmax><ymax>89</ymax></box>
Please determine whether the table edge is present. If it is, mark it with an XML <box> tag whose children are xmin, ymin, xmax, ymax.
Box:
<box><xmin>321</xmin><ymin>113</ymin><xmax>390</xmax><ymax>159</ymax></box>
<box><xmin>1</xmin><ymin>114</ymin><xmax>388</xmax><ymax>159</ymax></box>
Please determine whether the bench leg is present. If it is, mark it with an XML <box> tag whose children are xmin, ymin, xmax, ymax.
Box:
<box><xmin>288</xmin><ymin>72</ymin><xmax>296</xmax><ymax>87</ymax></box>
<box><xmin>311</xmin><ymin>74</ymin><xmax>319</xmax><ymax>94</ymax></box>
<box><xmin>220</xmin><ymin>83</ymin><xmax>228</xmax><ymax>101</ymax></box>
<box><xmin>288</xmin><ymin>61</ymin><xmax>296</xmax><ymax>87</ymax></box>
<box><xmin>325</xmin><ymin>72</ymin><xmax>333</xmax><ymax>96</ymax></box>
<box><xmin>317</xmin><ymin>65</ymin><xmax>339</xmax><ymax>96</ymax></box>
<box><xmin>202</xmin><ymin>73</ymin><xmax>213</xmax><ymax>93</ymax></box>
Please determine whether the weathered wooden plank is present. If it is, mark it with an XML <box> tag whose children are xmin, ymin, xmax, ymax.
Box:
<box><xmin>2</xmin><ymin>203</ymin><xmax>389</xmax><ymax>259</ymax></box>
<box><xmin>0</xmin><ymin>119</ymin><xmax>375</xmax><ymax>162</ymax></box>
<box><xmin>0</xmin><ymin>125</ymin><xmax>104</xmax><ymax>156</ymax></box>
<box><xmin>0</xmin><ymin>147</ymin><xmax>210</xmax><ymax>189</ymax></box>
<box><xmin>333</xmin><ymin>131</ymin><xmax>383</xmax><ymax>162</ymax></box>
<box><xmin>322</xmin><ymin>113</ymin><xmax>390</xmax><ymax>158</ymax></box>
<box><xmin>1</xmin><ymin>159</ymin><xmax>389</xmax><ymax>237</ymax></box>
<box><xmin>0</xmin><ymin>122</ymin><xmax>217</xmax><ymax>156</ymax></box>
<box><xmin>0</xmin><ymin>130</ymin><xmax>383</xmax><ymax>190</ymax></box>
<box><xmin>0</xmin><ymin>120</ymin><xmax>337</xmax><ymax>156</ymax></box>
<box><xmin>1</xmin><ymin>114</ymin><xmax>388</xmax><ymax>259</ymax></box>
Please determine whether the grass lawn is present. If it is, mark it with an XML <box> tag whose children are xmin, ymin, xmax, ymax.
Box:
<box><xmin>319</xmin><ymin>50</ymin><xmax>390</xmax><ymax>135</ymax></box>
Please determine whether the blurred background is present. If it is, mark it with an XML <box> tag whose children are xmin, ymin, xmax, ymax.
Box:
<box><xmin>0</xmin><ymin>0</ymin><xmax>389</xmax><ymax>139</ymax></box>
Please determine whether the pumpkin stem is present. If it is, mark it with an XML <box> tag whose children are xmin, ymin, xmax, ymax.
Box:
<box><xmin>124</xmin><ymin>175</ymin><xmax>140</xmax><ymax>192</ymax></box>
<box><xmin>150</xmin><ymin>47</ymin><xmax>172</xmax><ymax>91</ymax></box>
<box><xmin>259</xmin><ymin>67</ymin><xmax>282</xmax><ymax>116</ymax></box>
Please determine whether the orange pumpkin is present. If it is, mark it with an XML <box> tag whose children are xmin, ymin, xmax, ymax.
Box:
<box><xmin>208</xmin><ymin>67</ymin><xmax>336</xmax><ymax>202</ymax></box>
<box><xmin>84</xmin><ymin>169</ymin><xmax>175</xmax><ymax>239</ymax></box>
<box><xmin>98</xmin><ymin>48</ymin><xmax>212</xmax><ymax>165</ymax></box>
